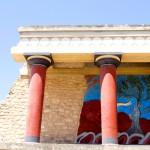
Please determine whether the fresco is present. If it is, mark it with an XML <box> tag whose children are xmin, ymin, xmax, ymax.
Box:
<box><xmin>76</xmin><ymin>75</ymin><xmax>150</xmax><ymax>144</ymax></box>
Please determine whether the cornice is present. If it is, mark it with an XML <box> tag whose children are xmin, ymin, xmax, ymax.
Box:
<box><xmin>18</xmin><ymin>25</ymin><xmax>150</xmax><ymax>38</ymax></box>
<box><xmin>12</xmin><ymin>36</ymin><xmax>150</xmax><ymax>52</ymax></box>
<box><xmin>11</xmin><ymin>25</ymin><xmax>150</xmax><ymax>63</ymax></box>
<box><xmin>18</xmin><ymin>25</ymin><xmax>150</xmax><ymax>31</ymax></box>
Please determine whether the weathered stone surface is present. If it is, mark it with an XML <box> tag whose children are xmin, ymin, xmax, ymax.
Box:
<box><xmin>0</xmin><ymin>72</ymin><xmax>86</xmax><ymax>143</ymax></box>
<box><xmin>41</xmin><ymin>73</ymin><xmax>86</xmax><ymax>143</ymax></box>
<box><xmin>0</xmin><ymin>143</ymin><xmax>150</xmax><ymax>150</ymax></box>
<box><xmin>0</xmin><ymin>78</ymin><xmax>28</xmax><ymax>143</ymax></box>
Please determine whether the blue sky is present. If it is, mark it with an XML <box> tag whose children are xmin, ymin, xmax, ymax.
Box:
<box><xmin>0</xmin><ymin>0</ymin><xmax>150</xmax><ymax>100</ymax></box>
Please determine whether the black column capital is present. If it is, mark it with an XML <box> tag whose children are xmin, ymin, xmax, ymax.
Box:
<box><xmin>25</xmin><ymin>55</ymin><xmax>53</xmax><ymax>68</ymax></box>
<box><xmin>94</xmin><ymin>54</ymin><xmax>121</xmax><ymax>67</ymax></box>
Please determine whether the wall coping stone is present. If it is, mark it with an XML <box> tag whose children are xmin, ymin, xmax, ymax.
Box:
<box><xmin>0</xmin><ymin>143</ymin><xmax>150</xmax><ymax>150</ymax></box>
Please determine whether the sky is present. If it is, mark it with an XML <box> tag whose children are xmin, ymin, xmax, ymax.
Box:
<box><xmin>0</xmin><ymin>0</ymin><xmax>150</xmax><ymax>100</ymax></box>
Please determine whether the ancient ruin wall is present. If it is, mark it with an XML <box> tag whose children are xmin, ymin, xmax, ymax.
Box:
<box><xmin>0</xmin><ymin>70</ymin><xmax>86</xmax><ymax>143</ymax></box>
<box><xmin>0</xmin><ymin>78</ymin><xmax>28</xmax><ymax>142</ymax></box>
<box><xmin>41</xmin><ymin>72</ymin><xmax>86</xmax><ymax>143</ymax></box>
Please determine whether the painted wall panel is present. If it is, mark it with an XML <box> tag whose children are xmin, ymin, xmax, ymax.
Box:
<box><xmin>76</xmin><ymin>75</ymin><xmax>150</xmax><ymax>144</ymax></box>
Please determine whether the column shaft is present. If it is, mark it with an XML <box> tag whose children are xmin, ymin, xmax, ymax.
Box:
<box><xmin>100</xmin><ymin>64</ymin><xmax>118</xmax><ymax>144</ymax></box>
<box><xmin>25</xmin><ymin>65</ymin><xmax>47</xmax><ymax>142</ymax></box>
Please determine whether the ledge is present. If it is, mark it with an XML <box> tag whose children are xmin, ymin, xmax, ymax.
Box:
<box><xmin>0</xmin><ymin>143</ymin><xmax>150</xmax><ymax>150</ymax></box>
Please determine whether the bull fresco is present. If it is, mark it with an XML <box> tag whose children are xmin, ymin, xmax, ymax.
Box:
<box><xmin>76</xmin><ymin>75</ymin><xmax>150</xmax><ymax>144</ymax></box>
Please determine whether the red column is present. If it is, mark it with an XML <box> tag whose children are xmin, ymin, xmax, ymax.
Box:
<box><xmin>25</xmin><ymin>56</ymin><xmax>52</xmax><ymax>142</ymax></box>
<box><xmin>100</xmin><ymin>64</ymin><xmax>118</xmax><ymax>144</ymax></box>
<box><xmin>95</xmin><ymin>55</ymin><xmax>121</xmax><ymax>144</ymax></box>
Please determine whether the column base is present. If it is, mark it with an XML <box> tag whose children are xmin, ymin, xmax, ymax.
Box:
<box><xmin>25</xmin><ymin>136</ymin><xmax>40</xmax><ymax>143</ymax></box>
<box><xmin>102</xmin><ymin>137</ymin><xmax>118</xmax><ymax>144</ymax></box>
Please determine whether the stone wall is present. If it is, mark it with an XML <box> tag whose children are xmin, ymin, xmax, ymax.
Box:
<box><xmin>0</xmin><ymin>78</ymin><xmax>28</xmax><ymax>142</ymax></box>
<box><xmin>0</xmin><ymin>69</ymin><xmax>87</xmax><ymax>143</ymax></box>
<box><xmin>41</xmin><ymin>72</ymin><xmax>86</xmax><ymax>143</ymax></box>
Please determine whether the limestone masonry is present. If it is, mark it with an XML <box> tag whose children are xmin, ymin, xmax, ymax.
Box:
<box><xmin>0</xmin><ymin>73</ymin><xmax>86</xmax><ymax>143</ymax></box>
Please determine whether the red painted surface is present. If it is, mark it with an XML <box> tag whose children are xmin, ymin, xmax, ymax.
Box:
<box><xmin>77</xmin><ymin>99</ymin><xmax>150</xmax><ymax>144</ymax></box>
<box><xmin>100</xmin><ymin>64</ymin><xmax>118</xmax><ymax>143</ymax></box>
<box><xmin>77</xmin><ymin>101</ymin><xmax>132</xmax><ymax>144</ymax></box>
<box><xmin>118</xmin><ymin>112</ymin><xmax>132</xmax><ymax>132</ymax></box>
<box><xmin>140</xmin><ymin>118</ymin><xmax>150</xmax><ymax>135</ymax></box>
<box><xmin>78</xmin><ymin>100</ymin><xmax>101</xmax><ymax>135</ymax></box>
<box><xmin>118</xmin><ymin>134</ymin><xmax>128</xmax><ymax>144</ymax></box>
<box><xmin>128</xmin><ymin>136</ymin><xmax>143</xmax><ymax>144</ymax></box>
<box><xmin>26</xmin><ymin>65</ymin><xmax>47</xmax><ymax>137</ymax></box>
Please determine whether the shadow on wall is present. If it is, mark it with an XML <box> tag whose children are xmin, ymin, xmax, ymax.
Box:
<box><xmin>76</xmin><ymin>75</ymin><xmax>150</xmax><ymax>144</ymax></box>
